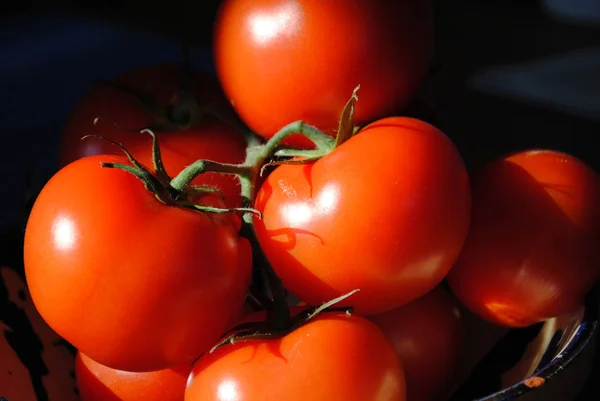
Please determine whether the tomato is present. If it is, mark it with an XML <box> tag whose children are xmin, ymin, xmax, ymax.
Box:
<box><xmin>213</xmin><ymin>0</ymin><xmax>434</xmax><ymax>148</ymax></box>
<box><xmin>75</xmin><ymin>352</ymin><xmax>190</xmax><ymax>401</ymax></box>
<box><xmin>59</xmin><ymin>64</ymin><xmax>247</xmax><ymax>207</ymax></box>
<box><xmin>369</xmin><ymin>286</ymin><xmax>465</xmax><ymax>401</ymax></box>
<box><xmin>447</xmin><ymin>149</ymin><xmax>600</xmax><ymax>327</ymax></box>
<box><xmin>253</xmin><ymin>117</ymin><xmax>471</xmax><ymax>315</ymax></box>
<box><xmin>185</xmin><ymin>311</ymin><xmax>406</xmax><ymax>401</ymax></box>
<box><xmin>23</xmin><ymin>155</ymin><xmax>252</xmax><ymax>372</ymax></box>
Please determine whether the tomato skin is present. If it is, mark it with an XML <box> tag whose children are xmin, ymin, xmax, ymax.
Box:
<box><xmin>59</xmin><ymin>64</ymin><xmax>246</xmax><ymax>207</ymax></box>
<box><xmin>23</xmin><ymin>155</ymin><xmax>252</xmax><ymax>372</ymax></box>
<box><xmin>369</xmin><ymin>286</ymin><xmax>465</xmax><ymax>401</ymax></box>
<box><xmin>447</xmin><ymin>149</ymin><xmax>600</xmax><ymax>328</ymax></box>
<box><xmin>75</xmin><ymin>352</ymin><xmax>190</xmax><ymax>401</ymax></box>
<box><xmin>185</xmin><ymin>312</ymin><xmax>406</xmax><ymax>401</ymax></box>
<box><xmin>214</xmin><ymin>0</ymin><xmax>434</xmax><ymax>147</ymax></box>
<box><xmin>253</xmin><ymin>117</ymin><xmax>471</xmax><ymax>315</ymax></box>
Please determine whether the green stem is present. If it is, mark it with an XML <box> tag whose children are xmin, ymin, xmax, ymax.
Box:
<box><xmin>169</xmin><ymin>120</ymin><xmax>333</xmax><ymax>197</ymax></box>
<box><xmin>166</xmin><ymin>119</ymin><xmax>336</xmax><ymax>332</ymax></box>
<box><xmin>169</xmin><ymin>160</ymin><xmax>252</xmax><ymax>193</ymax></box>
<box><xmin>274</xmin><ymin>148</ymin><xmax>329</xmax><ymax>158</ymax></box>
<box><xmin>238</xmin><ymin>173</ymin><xmax>256</xmax><ymax>224</ymax></box>
<box><xmin>258</xmin><ymin>247</ymin><xmax>292</xmax><ymax>331</ymax></box>
<box><xmin>262</xmin><ymin>120</ymin><xmax>334</xmax><ymax>157</ymax></box>
<box><xmin>240</xmin><ymin>220</ymin><xmax>292</xmax><ymax>331</ymax></box>
<box><xmin>237</xmin><ymin>154</ymin><xmax>292</xmax><ymax>330</ymax></box>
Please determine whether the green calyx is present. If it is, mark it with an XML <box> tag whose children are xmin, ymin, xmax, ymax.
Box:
<box><xmin>267</xmin><ymin>85</ymin><xmax>361</xmax><ymax>169</ymax></box>
<box><xmin>83</xmin><ymin>78</ymin><xmax>367</xmax><ymax>360</ymax></box>
<box><xmin>82</xmin><ymin>132</ymin><xmax>260</xmax><ymax>217</ymax></box>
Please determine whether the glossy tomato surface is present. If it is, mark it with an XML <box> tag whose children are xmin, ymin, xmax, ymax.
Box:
<box><xmin>448</xmin><ymin>149</ymin><xmax>600</xmax><ymax>327</ymax></box>
<box><xmin>213</xmin><ymin>0</ymin><xmax>434</xmax><ymax>147</ymax></box>
<box><xmin>369</xmin><ymin>286</ymin><xmax>465</xmax><ymax>401</ymax></box>
<box><xmin>254</xmin><ymin>117</ymin><xmax>471</xmax><ymax>315</ymax></box>
<box><xmin>75</xmin><ymin>352</ymin><xmax>190</xmax><ymax>401</ymax></box>
<box><xmin>59</xmin><ymin>64</ymin><xmax>246</xmax><ymax>207</ymax></box>
<box><xmin>23</xmin><ymin>155</ymin><xmax>252</xmax><ymax>372</ymax></box>
<box><xmin>185</xmin><ymin>312</ymin><xmax>406</xmax><ymax>401</ymax></box>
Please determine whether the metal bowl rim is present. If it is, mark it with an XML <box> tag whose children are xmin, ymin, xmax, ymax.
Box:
<box><xmin>477</xmin><ymin>293</ymin><xmax>599</xmax><ymax>401</ymax></box>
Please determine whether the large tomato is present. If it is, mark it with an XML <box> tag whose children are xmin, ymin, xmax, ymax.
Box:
<box><xmin>213</xmin><ymin>0</ymin><xmax>434</xmax><ymax>147</ymax></box>
<box><xmin>253</xmin><ymin>117</ymin><xmax>471</xmax><ymax>315</ymax></box>
<box><xmin>23</xmin><ymin>155</ymin><xmax>252</xmax><ymax>372</ymax></box>
<box><xmin>59</xmin><ymin>64</ymin><xmax>246</xmax><ymax>207</ymax></box>
<box><xmin>369</xmin><ymin>286</ymin><xmax>465</xmax><ymax>401</ymax></box>
<box><xmin>447</xmin><ymin>149</ymin><xmax>600</xmax><ymax>327</ymax></box>
<box><xmin>75</xmin><ymin>352</ymin><xmax>190</xmax><ymax>401</ymax></box>
<box><xmin>185</xmin><ymin>311</ymin><xmax>406</xmax><ymax>401</ymax></box>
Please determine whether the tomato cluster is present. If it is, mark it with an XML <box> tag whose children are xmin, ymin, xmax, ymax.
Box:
<box><xmin>21</xmin><ymin>1</ymin><xmax>600</xmax><ymax>400</ymax></box>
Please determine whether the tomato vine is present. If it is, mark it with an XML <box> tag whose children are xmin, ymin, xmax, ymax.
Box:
<box><xmin>89</xmin><ymin>54</ymin><xmax>363</xmax><ymax>347</ymax></box>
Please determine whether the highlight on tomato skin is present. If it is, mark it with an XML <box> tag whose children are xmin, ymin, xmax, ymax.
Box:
<box><xmin>23</xmin><ymin>154</ymin><xmax>253</xmax><ymax>373</ymax></box>
<box><xmin>75</xmin><ymin>351</ymin><xmax>191</xmax><ymax>401</ymax></box>
<box><xmin>253</xmin><ymin>116</ymin><xmax>471</xmax><ymax>316</ymax></box>
<box><xmin>213</xmin><ymin>0</ymin><xmax>434</xmax><ymax>148</ymax></box>
<box><xmin>368</xmin><ymin>285</ymin><xmax>465</xmax><ymax>401</ymax></box>
<box><xmin>185</xmin><ymin>311</ymin><xmax>407</xmax><ymax>401</ymax></box>
<box><xmin>447</xmin><ymin>149</ymin><xmax>600</xmax><ymax>328</ymax></box>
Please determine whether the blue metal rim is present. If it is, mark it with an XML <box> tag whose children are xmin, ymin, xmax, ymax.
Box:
<box><xmin>476</xmin><ymin>293</ymin><xmax>599</xmax><ymax>401</ymax></box>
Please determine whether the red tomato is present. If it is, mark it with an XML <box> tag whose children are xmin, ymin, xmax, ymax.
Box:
<box><xmin>75</xmin><ymin>352</ymin><xmax>190</xmax><ymax>401</ymax></box>
<box><xmin>447</xmin><ymin>149</ymin><xmax>600</xmax><ymax>327</ymax></box>
<box><xmin>253</xmin><ymin>117</ymin><xmax>471</xmax><ymax>315</ymax></box>
<box><xmin>59</xmin><ymin>64</ymin><xmax>247</xmax><ymax>207</ymax></box>
<box><xmin>24</xmin><ymin>155</ymin><xmax>252</xmax><ymax>372</ymax></box>
<box><xmin>213</xmin><ymin>0</ymin><xmax>434</xmax><ymax>148</ymax></box>
<box><xmin>185</xmin><ymin>312</ymin><xmax>406</xmax><ymax>401</ymax></box>
<box><xmin>369</xmin><ymin>286</ymin><xmax>465</xmax><ymax>401</ymax></box>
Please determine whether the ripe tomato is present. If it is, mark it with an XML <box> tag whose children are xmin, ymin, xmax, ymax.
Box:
<box><xmin>59</xmin><ymin>64</ymin><xmax>247</xmax><ymax>207</ymax></box>
<box><xmin>213</xmin><ymin>0</ymin><xmax>434</xmax><ymax>147</ymax></box>
<box><xmin>447</xmin><ymin>149</ymin><xmax>600</xmax><ymax>327</ymax></box>
<box><xmin>75</xmin><ymin>352</ymin><xmax>190</xmax><ymax>401</ymax></box>
<box><xmin>253</xmin><ymin>117</ymin><xmax>471</xmax><ymax>315</ymax></box>
<box><xmin>369</xmin><ymin>286</ymin><xmax>465</xmax><ymax>401</ymax></box>
<box><xmin>23</xmin><ymin>155</ymin><xmax>252</xmax><ymax>372</ymax></box>
<box><xmin>185</xmin><ymin>311</ymin><xmax>406</xmax><ymax>401</ymax></box>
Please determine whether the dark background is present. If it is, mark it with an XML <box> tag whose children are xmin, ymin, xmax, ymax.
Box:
<box><xmin>1</xmin><ymin>0</ymin><xmax>599</xmax><ymax>399</ymax></box>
